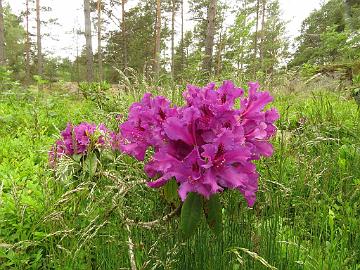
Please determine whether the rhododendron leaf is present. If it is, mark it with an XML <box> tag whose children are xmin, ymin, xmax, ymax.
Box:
<box><xmin>85</xmin><ymin>152</ymin><xmax>98</xmax><ymax>177</ymax></box>
<box><xmin>163</xmin><ymin>178</ymin><xmax>179</xmax><ymax>205</ymax></box>
<box><xmin>204</xmin><ymin>194</ymin><xmax>223</xmax><ymax>235</ymax></box>
<box><xmin>72</xmin><ymin>154</ymin><xmax>82</xmax><ymax>162</ymax></box>
<box><xmin>102</xmin><ymin>149</ymin><xmax>115</xmax><ymax>161</ymax></box>
<box><xmin>180</xmin><ymin>192</ymin><xmax>203</xmax><ymax>238</ymax></box>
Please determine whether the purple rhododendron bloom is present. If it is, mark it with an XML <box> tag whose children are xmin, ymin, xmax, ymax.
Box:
<box><xmin>49</xmin><ymin>122</ymin><xmax>109</xmax><ymax>166</ymax></box>
<box><xmin>120</xmin><ymin>93</ymin><xmax>178</xmax><ymax>160</ymax></box>
<box><xmin>120</xmin><ymin>81</ymin><xmax>279</xmax><ymax>207</ymax></box>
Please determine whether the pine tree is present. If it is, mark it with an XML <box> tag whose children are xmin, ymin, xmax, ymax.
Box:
<box><xmin>122</xmin><ymin>0</ymin><xmax>127</xmax><ymax>70</ymax></box>
<box><xmin>291</xmin><ymin>0</ymin><xmax>360</xmax><ymax>67</ymax></box>
<box><xmin>84</xmin><ymin>0</ymin><xmax>93</xmax><ymax>82</ymax></box>
<box><xmin>202</xmin><ymin>0</ymin><xmax>217</xmax><ymax>77</ymax></box>
<box><xmin>226</xmin><ymin>0</ymin><xmax>254</xmax><ymax>76</ymax></box>
<box><xmin>25</xmin><ymin>0</ymin><xmax>31</xmax><ymax>83</ymax></box>
<box><xmin>154</xmin><ymin>0</ymin><xmax>161</xmax><ymax>76</ymax></box>
<box><xmin>253</xmin><ymin>0</ymin><xmax>260</xmax><ymax>77</ymax></box>
<box><xmin>97</xmin><ymin>0</ymin><xmax>103</xmax><ymax>81</ymax></box>
<box><xmin>259</xmin><ymin>0</ymin><xmax>287</xmax><ymax>80</ymax></box>
<box><xmin>0</xmin><ymin>0</ymin><xmax>5</xmax><ymax>65</ymax></box>
<box><xmin>36</xmin><ymin>0</ymin><xmax>42</xmax><ymax>75</ymax></box>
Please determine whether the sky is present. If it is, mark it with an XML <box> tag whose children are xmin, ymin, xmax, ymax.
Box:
<box><xmin>6</xmin><ymin>0</ymin><xmax>323</xmax><ymax>60</ymax></box>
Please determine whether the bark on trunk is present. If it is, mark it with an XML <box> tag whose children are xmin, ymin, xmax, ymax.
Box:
<box><xmin>201</xmin><ymin>0</ymin><xmax>217</xmax><ymax>77</ymax></box>
<box><xmin>25</xmin><ymin>0</ymin><xmax>30</xmax><ymax>83</ymax></box>
<box><xmin>122</xmin><ymin>0</ymin><xmax>127</xmax><ymax>70</ymax></box>
<box><xmin>181</xmin><ymin>0</ymin><xmax>184</xmax><ymax>73</ymax></box>
<box><xmin>215</xmin><ymin>32</ymin><xmax>223</xmax><ymax>76</ymax></box>
<box><xmin>260</xmin><ymin>0</ymin><xmax>266</xmax><ymax>70</ymax></box>
<box><xmin>171</xmin><ymin>0</ymin><xmax>175</xmax><ymax>78</ymax></box>
<box><xmin>240</xmin><ymin>0</ymin><xmax>247</xmax><ymax>71</ymax></box>
<box><xmin>154</xmin><ymin>0</ymin><xmax>161</xmax><ymax>76</ymax></box>
<box><xmin>97</xmin><ymin>0</ymin><xmax>103</xmax><ymax>81</ymax></box>
<box><xmin>0</xmin><ymin>0</ymin><xmax>5</xmax><ymax>65</ymax></box>
<box><xmin>253</xmin><ymin>0</ymin><xmax>260</xmax><ymax>77</ymax></box>
<box><xmin>344</xmin><ymin>0</ymin><xmax>353</xmax><ymax>31</ymax></box>
<box><xmin>84</xmin><ymin>0</ymin><xmax>93</xmax><ymax>82</ymax></box>
<box><xmin>36</xmin><ymin>0</ymin><xmax>42</xmax><ymax>75</ymax></box>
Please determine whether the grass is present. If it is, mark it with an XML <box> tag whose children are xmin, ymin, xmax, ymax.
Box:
<box><xmin>0</xmin><ymin>83</ymin><xmax>359</xmax><ymax>269</ymax></box>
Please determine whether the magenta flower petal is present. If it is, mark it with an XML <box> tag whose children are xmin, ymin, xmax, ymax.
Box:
<box><xmin>164</xmin><ymin>117</ymin><xmax>194</xmax><ymax>145</ymax></box>
<box><xmin>120</xmin><ymin>81</ymin><xmax>278</xmax><ymax>207</ymax></box>
<box><xmin>49</xmin><ymin>122</ymin><xmax>110</xmax><ymax>166</ymax></box>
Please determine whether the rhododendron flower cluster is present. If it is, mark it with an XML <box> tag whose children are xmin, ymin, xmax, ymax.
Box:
<box><xmin>120</xmin><ymin>81</ymin><xmax>279</xmax><ymax>207</ymax></box>
<box><xmin>49</xmin><ymin>122</ymin><xmax>109</xmax><ymax>166</ymax></box>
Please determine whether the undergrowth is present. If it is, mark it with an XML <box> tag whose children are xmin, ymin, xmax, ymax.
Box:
<box><xmin>0</xmin><ymin>84</ymin><xmax>359</xmax><ymax>269</ymax></box>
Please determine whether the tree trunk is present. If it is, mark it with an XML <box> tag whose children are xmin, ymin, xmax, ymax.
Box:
<box><xmin>170</xmin><ymin>0</ymin><xmax>175</xmax><ymax>78</ymax></box>
<box><xmin>215</xmin><ymin>32</ymin><xmax>223</xmax><ymax>76</ymax></box>
<box><xmin>181</xmin><ymin>0</ymin><xmax>184</xmax><ymax>73</ymax></box>
<box><xmin>240</xmin><ymin>0</ymin><xmax>247</xmax><ymax>71</ymax></box>
<box><xmin>260</xmin><ymin>0</ymin><xmax>266</xmax><ymax>71</ymax></box>
<box><xmin>25</xmin><ymin>0</ymin><xmax>30</xmax><ymax>83</ymax></box>
<box><xmin>75</xmin><ymin>28</ymin><xmax>80</xmax><ymax>84</ymax></box>
<box><xmin>201</xmin><ymin>0</ymin><xmax>217</xmax><ymax>77</ymax></box>
<box><xmin>97</xmin><ymin>0</ymin><xmax>103</xmax><ymax>81</ymax></box>
<box><xmin>36</xmin><ymin>0</ymin><xmax>42</xmax><ymax>75</ymax></box>
<box><xmin>122</xmin><ymin>0</ymin><xmax>127</xmax><ymax>70</ymax></box>
<box><xmin>344</xmin><ymin>0</ymin><xmax>354</xmax><ymax>31</ymax></box>
<box><xmin>253</xmin><ymin>0</ymin><xmax>260</xmax><ymax>78</ymax></box>
<box><xmin>84</xmin><ymin>0</ymin><xmax>93</xmax><ymax>82</ymax></box>
<box><xmin>154</xmin><ymin>0</ymin><xmax>161</xmax><ymax>76</ymax></box>
<box><xmin>0</xmin><ymin>0</ymin><xmax>5</xmax><ymax>65</ymax></box>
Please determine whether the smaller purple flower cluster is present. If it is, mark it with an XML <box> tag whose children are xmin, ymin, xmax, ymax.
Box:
<box><xmin>49</xmin><ymin>122</ymin><xmax>109</xmax><ymax>166</ymax></box>
<box><xmin>119</xmin><ymin>81</ymin><xmax>279</xmax><ymax>207</ymax></box>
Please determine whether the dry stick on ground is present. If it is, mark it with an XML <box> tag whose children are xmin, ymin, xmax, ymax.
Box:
<box><xmin>125</xmin><ymin>204</ymin><xmax>182</xmax><ymax>229</ymax></box>
<box><xmin>100</xmin><ymin>171</ymin><xmax>182</xmax><ymax>228</ymax></box>
<box><xmin>101</xmin><ymin>170</ymin><xmax>182</xmax><ymax>268</ymax></box>
<box><xmin>125</xmin><ymin>223</ymin><xmax>137</xmax><ymax>270</ymax></box>
<box><xmin>99</xmin><ymin>171</ymin><xmax>146</xmax><ymax>192</ymax></box>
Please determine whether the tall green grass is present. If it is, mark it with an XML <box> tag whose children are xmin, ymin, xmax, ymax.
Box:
<box><xmin>0</xmin><ymin>84</ymin><xmax>359</xmax><ymax>269</ymax></box>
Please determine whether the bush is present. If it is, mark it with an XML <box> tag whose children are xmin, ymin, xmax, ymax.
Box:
<box><xmin>0</xmin><ymin>67</ymin><xmax>20</xmax><ymax>91</ymax></box>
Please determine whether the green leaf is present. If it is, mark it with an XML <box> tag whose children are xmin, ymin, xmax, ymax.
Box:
<box><xmin>85</xmin><ymin>152</ymin><xmax>98</xmax><ymax>177</ymax></box>
<box><xmin>180</xmin><ymin>192</ymin><xmax>202</xmax><ymax>238</ymax></box>
<box><xmin>72</xmin><ymin>154</ymin><xmax>82</xmax><ymax>162</ymax></box>
<box><xmin>163</xmin><ymin>179</ymin><xmax>179</xmax><ymax>204</ymax></box>
<box><xmin>204</xmin><ymin>194</ymin><xmax>223</xmax><ymax>235</ymax></box>
<box><xmin>102</xmin><ymin>149</ymin><xmax>115</xmax><ymax>161</ymax></box>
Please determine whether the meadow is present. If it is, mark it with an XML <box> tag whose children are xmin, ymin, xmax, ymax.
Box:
<box><xmin>0</xmin><ymin>80</ymin><xmax>359</xmax><ymax>270</ymax></box>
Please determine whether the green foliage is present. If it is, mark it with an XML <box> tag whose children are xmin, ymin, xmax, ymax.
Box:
<box><xmin>300</xmin><ymin>63</ymin><xmax>318</xmax><ymax>78</ymax></box>
<box><xmin>1</xmin><ymin>85</ymin><xmax>360</xmax><ymax>269</ymax></box>
<box><xmin>204</xmin><ymin>194</ymin><xmax>223</xmax><ymax>235</ymax></box>
<box><xmin>33</xmin><ymin>74</ymin><xmax>48</xmax><ymax>86</ymax></box>
<box><xmin>291</xmin><ymin>0</ymin><xmax>360</xmax><ymax>67</ymax></box>
<box><xmin>78</xmin><ymin>81</ymin><xmax>111</xmax><ymax>109</ymax></box>
<box><xmin>84</xmin><ymin>152</ymin><xmax>98</xmax><ymax>177</ymax></box>
<box><xmin>3</xmin><ymin>6</ymin><xmax>26</xmax><ymax>81</ymax></box>
<box><xmin>105</xmin><ymin>0</ymin><xmax>170</xmax><ymax>79</ymax></box>
<box><xmin>163</xmin><ymin>179</ymin><xmax>180</xmax><ymax>205</ymax></box>
<box><xmin>180</xmin><ymin>192</ymin><xmax>203</xmax><ymax>238</ymax></box>
<box><xmin>0</xmin><ymin>66</ymin><xmax>19</xmax><ymax>91</ymax></box>
<box><xmin>227</xmin><ymin>9</ymin><xmax>254</xmax><ymax>73</ymax></box>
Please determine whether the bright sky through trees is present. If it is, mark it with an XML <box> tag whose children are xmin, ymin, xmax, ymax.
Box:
<box><xmin>7</xmin><ymin>0</ymin><xmax>322</xmax><ymax>59</ymax></box>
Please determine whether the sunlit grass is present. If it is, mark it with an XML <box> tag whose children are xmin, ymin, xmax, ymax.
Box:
<box><xmin>0</xmin><ymin>85</ymin><xmax>359</xmax><ymax>269</ymax></box>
